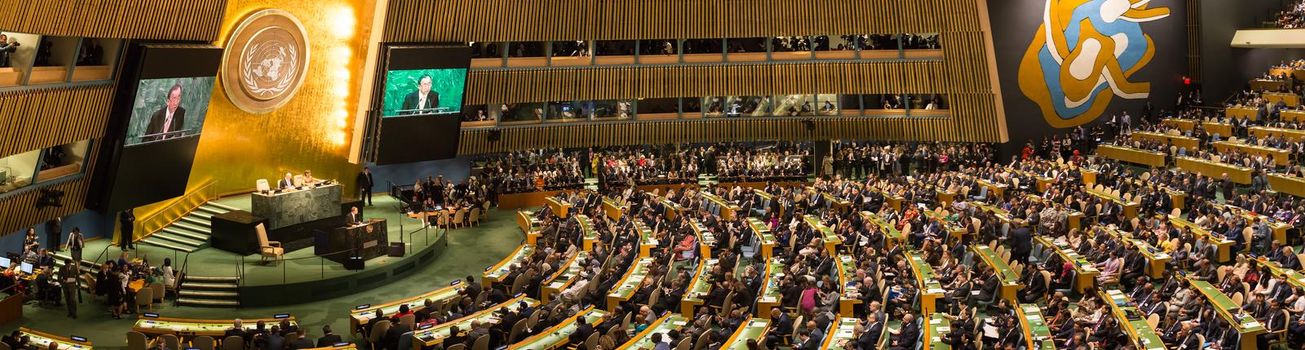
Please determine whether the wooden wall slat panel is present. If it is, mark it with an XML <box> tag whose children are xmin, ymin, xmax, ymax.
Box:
<box><xmin>0</xmin><ymin>0</ymin><xmax>225</xmax><ymax>40</ymax></box>
<box><xmin>384</xmin><ymin>0</ymin><xmax>978</xmax><ymax>42</ymax></box>
<box><xmin>416</xmin><ymin>0</ymin><xmax>1004</xmax><ymax>152</ymax></box>
<box><xmin>0</xmin><ymin>84</ymin><xmax>113</xmax><ymax>235</ymax></box>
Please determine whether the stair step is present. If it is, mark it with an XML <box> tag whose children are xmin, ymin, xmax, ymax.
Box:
<box><xmin>179</xmin><ymin>216</ymin><xmax>211</xmax><ymax>228</ymax></box>
<box><xmin>181</xmin><ymin>281</ymin><xmax>239</xmax><ymax>289</ymax></box>
<box><xmin>189</xmin><ymin>211</ymin><xmax>214</xmax><ymax>220</ymax></box>
<box><xmin>176</xmin><ymin>298</ymin><xmax>239</xmax><ymax>307</ymax></box>
<box><xmin>160</xmin><ymin>227</ymin><xmax>210</xmax><ymax>242</ymax></box>
<box><xmin>185</xmin><ymin>275</ymin><xmax>240</xmax><ymax>283</ymax></box>
<box><xmin>178</xmin><ymin>290</ymin><xmax>238</xmax><ymax>298</ymax></box>
<box><xmin>172</xmin><ymin>222</ymin><xmax>210</xmax><ymax>234</ymax></box>
<box><xmin>205</xmin><ymin>202</ymin><xmax>241</xmax><ymax>212</ymax></box>
<box><xmin>195</xmin><ymin>205</ymin><xmax>227</xmax><ymax>215</ymax></box>
<box><xmin>151</xmin><ymin>232</ymin><xmax>206</xmax><ymax>248</ymax></box>
<box><xmin>139</xmin><ymin>238</ymin><xmax>197</xmax><ymax>253</ymax></box>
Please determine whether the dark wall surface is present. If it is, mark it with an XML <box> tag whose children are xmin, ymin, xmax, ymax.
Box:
<box><xmin>988</xmin><ymin>0</ymin><xmax>1189</xmax><ymax>148</ymax></box>
<box><xmin>1199</xmin><ymin>0</ymin><xmax>1305</xmax><ymax>103</ymax></box>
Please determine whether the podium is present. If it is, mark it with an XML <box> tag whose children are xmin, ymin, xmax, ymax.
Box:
<box><xmin>252</xmin><ymin>183</ymin><xmax>342</xmax><ymax>230</ymax></box>
<box><xmin>316</xmin><ymin>219</ymin><xmax>388</xmax><ymax>265</ymax></box>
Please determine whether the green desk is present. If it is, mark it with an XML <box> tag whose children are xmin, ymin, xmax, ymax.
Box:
<box><xmin>1085</xmin><ymin>187</ymin><xmax>1139</xmax><ymax>219</ymax></box>
<box><xmin>681</xmin><ymin>258</ymin><xmax>718</xmax><ymax>317</ymax></box>
<box><xmin>805</xmin><ymin>214</ymin><xmax>841</xmax><ymax>253</ymax></box>
<box><xmin>541</xmin><ymin>251</ymin><xmax>586</xmax><ymax>303</ymax></box>
<box><xmin>861</xmin><ymin>211</ymin><xmax>904</xmax><ymax>248</ymax></box>
<box><xmin>576</xmin><ymin>215</ymin><xmax>597</xmax><ymax>251</ymax></box>
<box><xmin>1034</xmin><ymin>236</ymin><xmax>1099</xmax><ymax>293</ymax></box>
<box><xmin>1016</xmin><ymin>304</ymin><xmax>1055</xmax><ymax>350</ymax></box>
<box><xmin>1168</xmin><ymin>215</ymin><xmax>1233</xmax><ymax>263</ymax></box>
<box><xmin>970</xmin><ymin>245</ymin><xmax>1020</xmax><ymax>301</ymax></box>
<box><xmin>18</xmin><ymin>327</ymin><xmax>92</xmax><ymax>350</ymax></box>
<box><xmin>602</xmin><ymin>196</ymin><xmax>626</xmax><ymax>221</ymax></box>
<box><xmin>701</xmin><ymin>192</ymin><xmax>739</xmax><ymax>221</ymax></box>
<box><xmin>1255</xmin><ymin>257</ymin><xmax>1305</xmax><ymax>291</ymax></box>
<box><xmin>545</xmin><ymin>196</ymin><xmax>570</xmax><ymax>219</ymax></box>
<box><xmin>621</xmin><ymin>314</ymin><xmax>688</xmax><ymax>349</ymax></box>
<box><xmin>756</xmin><ymin>258</ymin><xmax>787</xmax><ymax>315</ymax></box>
<box><xmin>906</xmin><ymin>250</ymin><xmax>945</xmax><ymax>315</ymax></box>
<box><xmin>484</xmin><ymin>244</ymin><xmax>535</xmax><ymax>287</ymax></box>
<box><xmin>1099</xmin><ymin>227</ymin><xmax>1170</xmax><ymax>278</ymax></box>
<box><xmin>690</xmin><ymin>219</ymin><xmax>717</xmax><ymax>259</ymax></box>
<box><xmin>133</xmin><ymin>315</ymin><xmax>298</xmax><ymax>337</ymax></box>
<box><xmin>924</xmin><ymin>313</ymin><xmax>952</xmax><ymax>350</ymax></box>
<box><xmin>1100</xmin><ymin>289</ymin><xmax>1165</xmax><ymax>350</ymax></box>
<box><xmin>411</xmin><ymin>296</ymin><xmax>539</xmax><ymax>349</ymax></box>
<box><xmin>607</xmin><ymin>258</ymin><xmax>653</xmax><ymax>311</ymax></box>
<box><xmin>1188</xmin><ymin>278</ymin><xmax>1266</xmax><ymax>350</ymax></box>
<box><xmin>721</xmin><ymin>318</ymin><xmax>770</xmax><ymax>349</ymax></box>
<box><xmin>509</xmin><ymin>307</ymin><xmax>609</xmax><ymax>350</ymax></box>
<box><xmin>835</xmin><ymin>254</ymin><xmax>862</xmax><ymax>317</ymax></box>
<box><xmin>821</xmin><ymin>317</ymin><xmax>861</xmax><ymax>349</ymax></box>
<box><xmin>748</xmin><ymin>217</ymin><xmax>776</xmax><ymax>258</ymax></box>
<box><xmin>350</xmin><ymin>283</ymin><xmax>464</xmax><ymax>335</ymax></box>
<box><xmin>634</xmin><ymin>221</ymin><xmax>658</xmax><ymax>258</ymax></box>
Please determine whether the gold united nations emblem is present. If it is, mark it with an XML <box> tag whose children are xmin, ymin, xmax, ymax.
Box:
<box><xmin>221</xmin><ymin>9</ymin><xmax>310</xmax><ymax>113</ymax></box>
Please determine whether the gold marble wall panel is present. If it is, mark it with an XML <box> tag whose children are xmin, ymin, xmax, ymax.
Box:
<box><xmin>184</xmin><ymin>0</ymin><xmax>378</xmax><ymax>198</ymax></box>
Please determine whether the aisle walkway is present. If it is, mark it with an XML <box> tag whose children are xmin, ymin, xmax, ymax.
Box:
<box><xmin>1</xmin><ymin>206</ymin><xmax>526</xmax><ymax>346</ymax></box>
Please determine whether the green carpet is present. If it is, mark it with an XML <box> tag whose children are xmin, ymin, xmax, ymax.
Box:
<box><xmin>2</xmin><ymin>195</ymin><xmax>527</xmax><ymax>348</ymax></box>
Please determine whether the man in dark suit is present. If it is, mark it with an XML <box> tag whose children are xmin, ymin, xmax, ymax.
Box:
<box><xmin>118</xmin><ymin>210</ymin><xmax>135</xmax><ymax>250</ymax></box>
<box><xmin>569</xmin><ymin>317</ymin><xmax>595</xmax><ymax>345</ymax></box>
<box><xmin>1007</xmin><ymin>222</ymin><xmax>1032</xmax><ymax>264</ymax></box>
<box><xmin>315</xmin><ymin>325</ymin><xmax>342</xmax><ymax>347</ymax></box>
<box><xmin>400</xmin><ymin>75</ymin><xmax>439</xmax><ymax>115</ymax></box>
<box><xmin>890</xmin><ymin>313</ymin><xmax>919</xmax><ymax>350</ymax></box>
<box><xmin>356</xmin><ymin>167</ymin><xmax>375</xmax><ymax>206</ymax></box>
<box><xmin>278</xmin><ymin>173</ymin><xmax>296</xmax><ymax>191</ymax></box>
<box><xmin>346</xmin><ymin>206</ymin><xmax>361</xmax><ymax>226</ymax></box>
<box><xmin>859</xmin><ymin>313</ymin><xmax>883</xmax><ymax>349</ymax></box>
<box><xmin>287</xmin><ymin>328</ymin><xmax>313</xmax><ymax>350</ymax></box>
<box><xmin>224</xmin><ymin>319</ymin><xmax>248</xmax><ymax>339</ymax></box>
<box><xmin>143</xmin><ymin>83</ymin><xmax>187</xmax><ymax>142</ymax></box>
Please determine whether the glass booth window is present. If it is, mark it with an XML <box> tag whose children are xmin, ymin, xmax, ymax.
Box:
<box><xmin>814</xmin><ymin>94</ymin><xmax>838</xmax><ymax>116</ymax></box>
<box><xmin>638</xmin><ymin>39</ymin><xmax>677</xmax><ymax>56</ymax></box>
<box><xmin>727</xmin><ymin>38</ymin><xmax>767</xmax><ymax>53</ymax></box>
<box><xmin>507</xmin><ymin>42</ymin><xmax>546</xmax><ymax>57</ymax></box>
<box><xmin>501</xmin><ymin>102</ymin><xmax>547</xmax><ymax>122</ymax></box>
<box><xmin>901</xmin><ymin>33</ymin><xmax>940</xmax><ymax>49</ymax></box>
<box><xmin>772</xmin><ymin>94</ymin><xmax>816</xmax><ymax>116</ymax></box>
<box><xmin>682</xmin><ymin>39</ymin><xmax>722</xmax><ymax>54</ymax></box>
<box><xmin>545</xmin><ymin>101</ymin><xmax>583</xmax><ymax>120</ymax></box>
<box><xmin>462</xmin><ymin>105</ymin><xmax>490</xmax><ymax>122</ymax></box>
<box><xmin>470</xmin><ymin>42</ymin><xmax>503</xmax><ymax>58</ymax></box>
<box><xmin>702</xmin><ymin>96</ymin><xmax>727</xmax><ymax>117</ymax></box>
<box><xmin>771</xmin><ymin>36</ymin><xmax>812</xmax><ymax>52</ymax></box>
<box><xmin>552</xmin><ymin>41</ymin><xmax>588</xmax><ymax>57</ymax></box>
<box><xmin>637</xmin><ymin>98</ymin><xmax>681</xmax><ymax>117</ymax></box>
<box><xmin>35</xmin><ymin>139</ymin><xmax>90</xmax><ymax>182</ymax></box>
<box><xmin>594</xmin><ymin>41</ymin><xmax>635</xmax><ymax>56</ymax></box>
<box><xmin>590</xmin><ymin>100</ymin><xmax>633</xmax><ymax>120</ymax></box>
<box><xmin>0</xmin><ymin>149</ymin><xmax>40</xmax><ymax>194</ymax></box>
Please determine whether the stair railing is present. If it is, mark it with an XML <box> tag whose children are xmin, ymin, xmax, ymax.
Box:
<box><xmin>132</xmin><ymin>179</ymin><xmax>220</xmax><ymax>243</ymax></box>
<box><xmin>174</xmin><ymin>251</ymin><xmax>191</xmax><ymax>306</ymax></box>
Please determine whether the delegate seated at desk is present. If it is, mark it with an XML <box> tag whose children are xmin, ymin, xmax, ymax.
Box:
<box><xmin>278</xmin><ymin>173</ymin><xmax>296</xmax><ymax>191</ymax></box>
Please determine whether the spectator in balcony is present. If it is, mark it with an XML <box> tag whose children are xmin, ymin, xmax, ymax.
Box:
<box><xmin>0</xmin><ymin>34</ymin><xmax>18</xmax><ymax>68</ymax></box>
